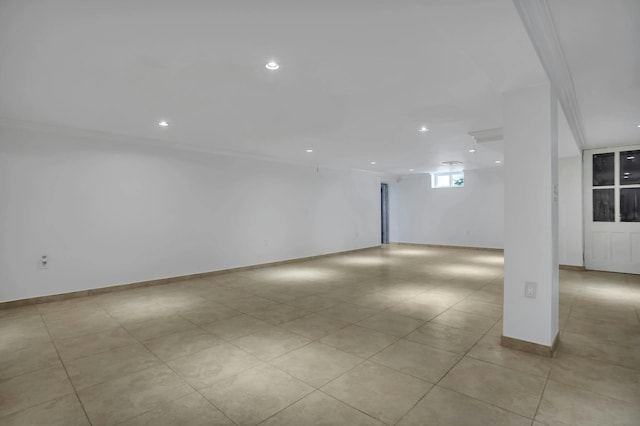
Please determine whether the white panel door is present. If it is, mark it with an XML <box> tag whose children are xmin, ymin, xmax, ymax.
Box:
<box><xmin>584</xmin><ymin>146</ymin><xmax>640</xmax><ymax>274</ymax></box>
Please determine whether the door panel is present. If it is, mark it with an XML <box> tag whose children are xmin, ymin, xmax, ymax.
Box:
<box><xmin>631</xmin><ymin>233</ymin><xmax>640</xmax><ymax>263</ymax></box>
<box><xmin>590</xmin><ymin>231</ymin><xmax>609</xmax><ymax>263</ymax></box>
<box><xmin>584</xmin><ymin>146</ymin><xmax>640</xmax><ymax>274</ymax></box>
<box><xmin>610</xmin><ymin>232</ymin><xmax>629</xmax><ymax>264</ymax></box>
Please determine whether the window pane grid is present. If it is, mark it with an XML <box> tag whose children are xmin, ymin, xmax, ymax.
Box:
<box><xmin>592</xmin><ymin>150</ymin><xmax>640</xmax><ymax>223</ymax></box>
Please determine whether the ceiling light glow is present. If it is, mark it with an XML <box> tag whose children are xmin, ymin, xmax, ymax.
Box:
<box><xmin>370</xmin><ymin>161</ymin><xmax>377</xmax><ymax>165</ymax></box>
<box><xmin>495</xmin><ymin>160</ymin><xmax>502</xmax><ymax>164</ymax></box>
<box><xmin>158</xmin><ymin>121</ymin><xmax>168</xmax><ymax>127</ymax></box>
<box><xmin>265</xmin><ymin>61</ymin><xmax>279</xmax><ymax>70</ymax></box>
<box><xmin>409</xmin><ymin>169</ymin><xmax>414</xmax><ymax>172</ymax></box>
<box><xmin>469</xmin><ymin>149</ymin><xmax>476</xmax><ymax>153</ymax></box>
<box><xmin>419</xmin><ymin>126</ymin><xmax>429</xmax><ymax>133</ymax></box>
<box><xmin>627</xmin><ymin>156</ymin><xmax>635</xmax><ymax>160</ymax></box>
<box><xmin>306</xmin><ymin>149</ymin><xmax>313</xmax><ymax>153</ymax></box>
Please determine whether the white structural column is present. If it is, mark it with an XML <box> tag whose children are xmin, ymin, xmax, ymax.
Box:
<box><xmin>502</xmin><ymin>84</ymin><xmax>559</xmax><ymax>352</ymax></box>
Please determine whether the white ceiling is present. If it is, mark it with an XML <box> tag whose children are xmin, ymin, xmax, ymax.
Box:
<box><xmin>0</xmin><ymin>0</ymin><xmax>636</xmax><ymax>174</ymax></box>
<box><xmin>547</xmin><ymin>0</ymin><xmax>640</xmax><ymax>150</ymax></box>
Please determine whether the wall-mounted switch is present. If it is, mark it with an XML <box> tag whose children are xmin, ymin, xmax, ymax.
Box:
<box><xmin>524</xmin><ymin>281</ymin><xmax>537</xmax><ymax>299</ymax></box>
<box><xmin>40</xmin><ymin>255</ymin><xmax>48</xmax><ymax>269</ymax></box>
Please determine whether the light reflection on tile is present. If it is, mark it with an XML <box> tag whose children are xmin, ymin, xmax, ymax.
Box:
<box><xmin>0</xmin><ymin>246</ymin><xmax>638</xmax><ymax>426</ymax></box>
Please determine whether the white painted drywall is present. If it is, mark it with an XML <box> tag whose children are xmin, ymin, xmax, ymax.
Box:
<box><xmin>558</xmin><ymin>156</ymin><xmax>583</xmax><ymax>267</ymax></box>
<box><xmin>388</xmin><ymin>159</ymin><xmax>583</xmax><ymax>268</ymax></box>
<box><xmin>503</xmin><ymin>85</ymin><xmax>559</xmax><ymax>347</ymax></box>
<box><xmin>386</xmin><ymin>178</ymin><xmax>400</xmax><ymax>244</ymax></box>
<box><xmin>0</xmin><ymin>126</ymin><xmax>380</xmax><ymax>302</ymax></box>
<box><xmin>389</xmin><ymin>168</ymin><xmax>505</xmax><ymax>249</ymax></box>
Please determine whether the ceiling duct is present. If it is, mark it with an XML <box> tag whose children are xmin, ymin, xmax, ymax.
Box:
<box><xmin>468</xmin><ymin>128</ymin><xmax>504</xmax><ymax>143</ymax></box>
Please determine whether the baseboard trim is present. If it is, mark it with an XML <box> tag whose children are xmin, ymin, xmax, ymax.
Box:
<box><xmin>393</xmin><ymin>242</ymin><xmax>504</xmax><ymax>252</ymax></box>
<box><xmin>501</xmin><ymin>333</ymin><xmax>560</xmax><ymax>358</ymax></box>
<box><xmin>559</xmin><ymin>264</ymin><xmax>586</xmax><ymax>271</ymax></box>
<box><xmin>0</xmin><ymin>245</ymin><xmax>382</xmax><ymax>309</ymax></box>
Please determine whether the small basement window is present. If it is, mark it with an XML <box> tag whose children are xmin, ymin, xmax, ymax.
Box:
<box><xmin>432</xmin><ymin>172</ymin><xmax>464</xmax><ymax>188</ymax></box>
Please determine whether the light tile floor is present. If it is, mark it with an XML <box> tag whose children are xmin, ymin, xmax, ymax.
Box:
<box><xmin>1</xmin><ymin>245</ymin><xmax>639</xmax><ymax>425</ymax></box>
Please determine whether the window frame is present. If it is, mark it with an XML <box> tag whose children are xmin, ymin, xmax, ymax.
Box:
<box><xmin>431</xmin><ymin>171</ymin><xmax>464</xmax><ymax>189</ymax></box>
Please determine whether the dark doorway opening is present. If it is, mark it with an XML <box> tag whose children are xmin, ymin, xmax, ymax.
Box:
<box><xmin>381</xmin><ymin>183</ymin><xmax>389</xmax><ymax>244</ymax></box>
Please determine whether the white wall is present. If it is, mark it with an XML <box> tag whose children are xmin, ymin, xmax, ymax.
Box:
<box><xmin>389</xmin><ymin>168</ymin><xmax>505</xmax><ymax>249</ymax></box>
<box><xmin>0</xmin><ymin>126</ymin><xmax>380</xmax><ymax>302</ymax></box>
<box><xmin>503</xmin><ymin>84</ymin><xmax>559</xmax><ymax>347</ymax></box>
<box><xmin>558</xmin><ymin>155</ymin><xmax>583</xmax><ymax>267</ymax></box>
<box><xmin>389</xmin><ymin>161</ymin><xmax>583</xmax><ymax>266</ymax></box>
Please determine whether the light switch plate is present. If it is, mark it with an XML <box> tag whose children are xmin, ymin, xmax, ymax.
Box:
<box><xmin>524</xmin><ymin>281</ymin><xmax>537</xmax><ymax>299</ymax></box>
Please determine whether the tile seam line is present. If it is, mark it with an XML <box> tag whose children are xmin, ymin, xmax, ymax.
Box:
<box><xmin>101</xmin><ymin>305</ymin><xmax>239</xmax><ymax>426</ymax></box>
<box><xmin>40</xmin><ymin>316</ymin><xmax>94</xmax><ymax>426</ymax></box>
<box><xmin>393</xmin><ymin>313</ymin><xmax>504</xmax><ymax>424</ymax></box>
<box><xmin>121</xmin><ymin>320</ymin><xmax>240</xmax><ymax>426</ymax></box>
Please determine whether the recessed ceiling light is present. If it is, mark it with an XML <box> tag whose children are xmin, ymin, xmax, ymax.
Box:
<box><xmin>637</xmin><ymin>124</ymin><xmax>640</xmax><ymax>128</ymax></box>
<box><xmin>469</xmin><ymin>149</ymin><xmax>476</xmax><ymax>153</ymax></box>
<box><xmin>495</xmin><ymin>160</ymin><xmax>502</xmax><ymax>164</ymax></box>
<box><xmin>158</xmin><ymin>121</ymin><xmax>168</xmax><ymax>127</ymax></box>
<box><xmin>419</xmin><ymin>126</ymin><xmax>429</xmax><ymax>133</ymax></box>
<box><xmin>624</xmin><ymin>176</ymin><xmax>630</xmax><ymax>179</ymax></box>
<box><xmin>627</xmin><ymin>156</ymin><xmax>635</xmax><ymax>160</ymax></box>
<box><xmin>624</xmin><ymin>172</ymin><xmax>630</xmax><ymax>175</ymax></box>
<box><xmin>306</xmin><ymin>149</ymin><xmax>313</xmax><ymax>153</ymax></box>
<box><xmin>265</xmin><ymin>61</ymin><xmax>279</xmax><ymax>70</ymax></box>
<box><xmin>370</xmin><ymin>161</ymin><xmax>377</xmax><ymax>165</ymax></box>
<box><xmin>442</xmin><ymin>161</ymin><xmax>463</xmax><ymax>166</ymax></box>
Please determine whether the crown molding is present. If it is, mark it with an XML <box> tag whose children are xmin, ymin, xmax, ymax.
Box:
<box><xmin>0</xmin><ymin>117</ymin><xmax>381</xmax><ymax>176</ymax></box>
<box><xmin>513</xmin><ymin>0</ymin><xmax>585</xmax><ymax>151</ymax></box>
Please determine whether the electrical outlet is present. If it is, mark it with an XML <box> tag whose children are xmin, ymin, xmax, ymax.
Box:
<box><xmin>524</xmin><ymin>281</ymin><xmax>537</xmax><ymax>299</ymax></box>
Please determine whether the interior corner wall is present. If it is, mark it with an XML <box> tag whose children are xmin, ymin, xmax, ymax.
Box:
<box><xmin>390</xmin><ymin>168</ymin><xmax>505</xmax><ymax>249</ymax></box>
<box><xmin>558</xmin><ymin>155</ymin><xmax>583</xmax><ymax>266</ymax></box>
<box><xmin>0</xmin><ymin>126</ymin><xmax>381</xmax><ymax>302</ymax></box>
<box><xmin>389</xmin><ymin>162</ymin><xmax>584</xmax><ymax>262</ymax></box>
<box><xmin>387</xmin><ymin>179</ymin><xmax>400</xmax><ymax>244</ymax></box>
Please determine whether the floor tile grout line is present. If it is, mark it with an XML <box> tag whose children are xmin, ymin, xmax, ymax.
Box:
<box><xmin>46</xmin><ymin>316</ymin><xmax>166</xmax><ymax>365</ymax></box>
<box><xmin>540</xmin><ymin>373</ymin><xmax>640</xmax><ymax>407</ymax></box>
<box><xmin>0</xmin><ymin>343</ymin><xmax>69</xmax><ymax>384</ymax></box>
<box><xmin>460</xmin><ymin>350</ymin><xmax>552</xmax><ymax>378</ymax></box>
<box><xmin>4</xmin><ymin>248</ymin><xmax>638</xmax><ymax>425</ymax></box>
<box><xmin>116</xmin><ymin>320</ymin><xmax>241</xmax><ymax>426</ymax></box>
<box><xmin>191</xmin><ymin>282</ymin><xmax>394</xmax><ymax>423</ymax></box>
<box><xmin>392</xmin><ymin>314</ymin><xmax>504</xmax><ymax>425</ymax></box>
<box><xmin>531</xmin><ymin>353</ymin><xmax>555</xmax><ymax>424</ymax></box>
<box><xmin>40</xmin><ymin>316</ymin><xmax>94</xmax><ymax>426</ymax></box>
<box><xmin>178</xmin><ymin>263</ymin><xmax>506</xmax><ymax>425</ymax></box>
<box><xmin>80</xmin><ymin>307</ymin><xmax>237</xmax><ymax>423</ymax></box>
<box><xmin>440</xmin><ymin>382</ymin><xmax>539</xmax><ymax>424</ymax></box>
<box><xmin>250</xmin><ymin>387</ymin><xmax>317</xmax><ymax>426</ymax></box>
<box><xmin>298</xmin><ymin>319</ymin><xmax>441</xmax><ymax>424</ymax></box>
<box><xmin>55</xmin><ymin>310</ymin><xmax>186</xmax><ymax>397</ymax></box>
<box><xmin>318</xmin><ymin>390</ymin><xmax>394</xmax><ymax>426</ymax></box>
<box><xmin>556</xmin><ymin>330</ymin><xmax>640</xmax><ymax>372</ymax></box>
